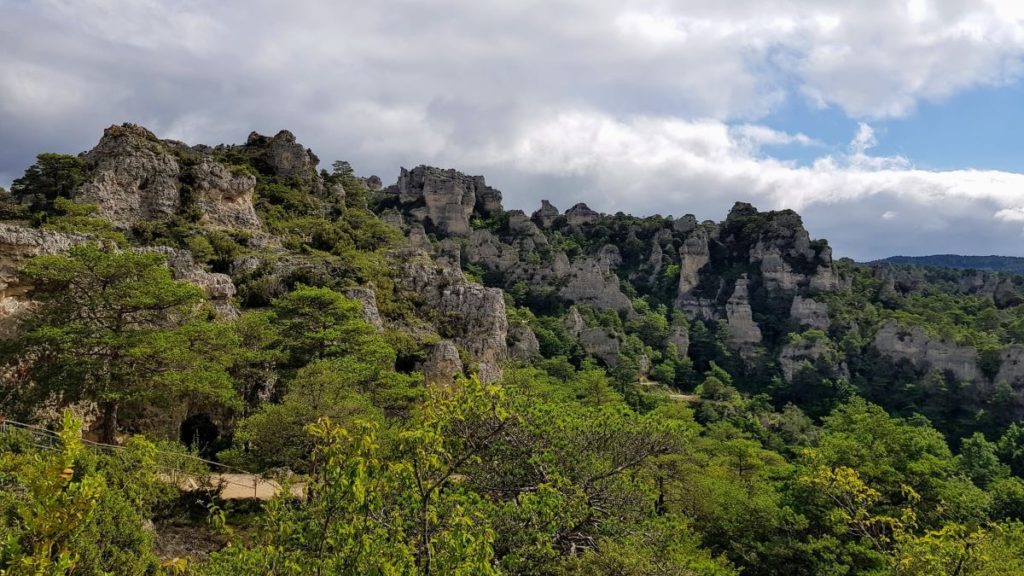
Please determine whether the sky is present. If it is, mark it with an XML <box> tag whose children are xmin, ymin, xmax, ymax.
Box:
<box><xmin>2</xmin><ymin>0</ymin><xmax>1024</xmax><ymax>260</ymax></box>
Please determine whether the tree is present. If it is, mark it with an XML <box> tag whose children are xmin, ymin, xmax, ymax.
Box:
<box><xmin>957</xmin><ymin>432</ymin><xmax>1008</xmax><ymax>489</ymax></box>
<box><xmin>270</xmin><ymin>285</ymin><xmax>378</xmax><ymax>368</ymax></box>
<box><xmin>4</xmin><ymin>245</ymin><xmax>239</xmax><ymax>443</ymax></box>
<box><xmin>10</xmin><ymin>153</ymin><xmax>86</xmax><ymax>211</ymax></box>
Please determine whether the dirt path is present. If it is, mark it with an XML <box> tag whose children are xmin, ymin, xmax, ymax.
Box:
<box><xmin>173</xmin><ymin>472</ymin><xmax>305</xmax><ymax>500</ymax></box>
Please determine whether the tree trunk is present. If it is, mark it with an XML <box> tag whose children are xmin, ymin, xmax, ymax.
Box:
<box><xmin>99</xmin><ymin>401</ymin><xmax>118</xmax><ymax>444</ymax></box>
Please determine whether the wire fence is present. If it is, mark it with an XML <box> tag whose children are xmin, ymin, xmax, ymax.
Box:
<box><xmin>0</xmin><ymin>418</ymin><xmax>273</xmax><ymax>499</ymax></box>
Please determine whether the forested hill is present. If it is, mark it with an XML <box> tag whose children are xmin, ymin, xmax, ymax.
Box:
<box><xmin>1</xmin><ymin>123</ymin><xmax>1024</xmax><ymax>575</ymax></box>
<box><xmin>873</xmin><ymin>254</ymin><xmax>1024</xmax><ymax>274</ymax></box>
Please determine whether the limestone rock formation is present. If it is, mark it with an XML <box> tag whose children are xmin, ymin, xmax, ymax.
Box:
<box><xmin>382</xmin><ymin>166</ymin><xmax>503</xmax><ymax>235</ymax></box>
<box><xmin>790</xmin><ymin>295</ymin><xmax>830</xmax><ymax>331</ymax></box>
<box><xmin>560</xmin><ymin>258</ymin><xmax>633</xmax><ymax>313</ymax></box>
<box><xmin>667</xmin><ymin>324</ymin><xmax>689</xmax><ymax>356</ymax></box>
<box><xmin>725</xmin><ymin>277</ymin><xmax>762</xmax><ymax>355</ymax></box>
<box><xmin>532</xmin><ymin>200</ymin><xmax>560</xmax><ymax>228</ymax></box>
<box><xmin>0</xmin><ymin>224</ymin><xmax>95</xmax><ymax>337</ymax></box>
<box><xmin>565</xmin><ymin>203</ymin><xmax>599</xmax><ymax>227</ymax></box>
<box><xmin>677</xmin><ymin>228</ymin><xmax>710</xmax><ymax>300</ymax></box>
<box><xmin>873</xmin><ymin>320</ymin><xmax>981</xmax><ymax>383</ymax></box>
<box><xmin>72</xmin><ymin>124</ymin><xmax>262</xmax><ymax>230</ymax></box>
<box><xmin>245</xmin><ymin>130</ymin><xmax>320</xmax><ymax>182</ymax></box>
<box><xmin>75</xmin><ymin>124</ymin><xmax>184</xmax><ymax>226</ymax></box>
<box><xmin>673</xmin><ymin>214</ymin><xmax>697</xmax><ymax>234</ymax></box>
<box><xmin>564</xmin><ymin>307</ymin><xmax>620</xmax><ymax>366</ymax></box>
<box><xmin>423</xmin><ymin>340</ymin><xmax>463</xmax><ymax>385</ymax></box>
<box><xmin>395</xmin><ymin>249</ymin><xmax>508</xmax><ymax>382</ymax></box>
<box><xmin>143</xmin><ymin>247</ymin><xmax>239</xmax><ymax>319</ymax></box>
<box><xmin>344</xmin><ymin>286</ymin><xmax>384</xmax><ymax>330</ymax></box>
<box><xmin>508</xmin><ymin>323</ymin><xmax>540</xmax><ymax>360</ymax></box>
<box><xmin>189</xmin><ymin>160</ymin><xmax>261</xmax><ymax>229</ymax></box>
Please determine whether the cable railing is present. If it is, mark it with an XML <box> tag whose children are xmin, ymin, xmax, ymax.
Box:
<box><xmin>0</xmin><ymin>417</ymin><xmax>280</xmax><ymax>499</ymax></box>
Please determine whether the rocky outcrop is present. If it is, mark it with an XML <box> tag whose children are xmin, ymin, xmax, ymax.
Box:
<box><xmin>790</xmin><ymin>295</ymin><xmax>830</xmax><ymax>331</ymax></box>
<box><xmin>75</xmin><ymin>124</ymin><xmax>183</xmax><ymax>226</ymax></box>
<box><xmin>559</xmin><ymin>258</ymin><xmax>633</xmax><ymax>313</ymax></box>
<box><xmin>565</xmin><ymin>307</ymin><xmax>620</xmax><ymax>366</ymax></box>
<box><xmin>996</xmin><ymin>346</ymin><xmax>1024</xmax><ymax>388</ymax></box>
<box><xmin>508</xmin><ymin>323</ymin><xmax>540</xmax><ymax>360</ymax></box>
<box><xmin>423</xmin><ymin>340</ymin><xmax>463</xmax><ymax>385</ymax></box>
<box><xmin>143</xmin><ymin>247</ymin><xmax>239</xmax><ymax>319</ymax></box>
<box><xmin>0</xmin><ymin>224</ymin><xmax>95</xmax><ymax>337</ymax></box>
<box><xmin>565</xmin><ymin>203</ymin><xmax>599</xmax><ymax>227</ymax></box>
<box><xmin>382</xmin><ymin>166</ymin><xmax>503</xmax><ymax>235</ymax></box>
<box><xmin>395</xmin><ymin>249</ymin><xmax>508</xmax><ymax>381</ymax></box>
<box><xmin>723</xmin><ymin>203</ymin><xmax>838</xmax><ymax>294</ymax></box>
<box><xmin>725</xmin><ymin>277</ymin><xmax>762</xmax><ymax>356</ymax></box>
<box><xmin>245</xmin><ymin>130</ymin><xmax>320</xmax><ymax>182</ymax></box>
<box><xmin>73</xmin><ymin>124</ymin><xmax>262</xmax><ymax>230</ymax></box>
<box><xmin>189</xmin><ymin>160</ymin><xmax>261</xmax><ymax>229</ymax></box>
<box><xmin>344</xmin><ymin>286</ymin><xmax>384</xmax><ymax>330</ymax></box>
<box><xmin>677</xmin><ymin>228</ymin><xmax>710</xmax><ymax>300</ymax></box>
<box><xmin>872</xmin><ymin>320</ymin><xmax>981</xmax><ymax>383</ymax></box>
<box><xmin>673</xmin><ymin>214</ymin><xmax>697</xmax><ymax>234</ymax></box>
<box><xmin>532</xmin><ymin>200</ymin><xmax>560</xmax><ymax>228</ymax></box>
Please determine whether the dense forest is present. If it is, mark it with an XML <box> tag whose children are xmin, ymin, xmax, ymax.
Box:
<box><xmin>873</xmin><ymin>255</ymin><xmax>1024</xmax><ymax>275</ymax></box>
<box><xmin>2</xmin><ymin>124</ymin><xmax>1024</xmax><ymax>575</ymax></box>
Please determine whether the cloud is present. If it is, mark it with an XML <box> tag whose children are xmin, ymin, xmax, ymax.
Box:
<box><xmin>995</xmin><ymin>207</ymin><xmax>1024</xmax><ymax>223</ymax></box>
<box><xmin>2</xmin><ymin>0</ymin><xmax>1024</xmax><ymax>259</ymax></box>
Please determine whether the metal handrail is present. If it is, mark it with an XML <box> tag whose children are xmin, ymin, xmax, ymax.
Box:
<box><xmin>0</xmin><ymin>417</ymin><xmax>270</xmax><ymax>498</ymax></box>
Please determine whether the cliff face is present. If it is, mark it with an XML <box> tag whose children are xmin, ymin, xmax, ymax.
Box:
<box><xmin>872</xmin><ymin>320</ymin><xmax>982</xmax><ymax>383</ymax></box>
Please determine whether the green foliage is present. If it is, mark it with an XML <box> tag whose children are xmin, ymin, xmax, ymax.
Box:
<box><xmin>202</xmin><ymin>378</ymin><xmax>503</xmax><ymax>575</ymax></box>
<box><xmin>2</xmin><ymin>245</ymin><xmax>240</xmax><ymax>443</ymax></box>
<box><xmin>38</xmin><ymin>197</ymin><xmax>127</xmax><ymax>244</ymax></box>
<box><xmin>0</xmin><ymin>413</ymin><xmax>165</xmax><ymax>575</ymax></box>
<box><xmin>11</xmin><ymin>153</ymin><xmax>86</xmax><ymax>212</ymax></box>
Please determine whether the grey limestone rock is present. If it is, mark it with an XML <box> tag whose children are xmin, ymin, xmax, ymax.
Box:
<box><xmin>423</xmin><ymin>340</ymin><xmax>464</xmax><ymax>385</ymax></box>
<box><xmin>559</xmin><ymin>258</ymin><xmax>633</xmax><ymax>313</ymax></box>
<box><xmin>677</xmin><ymin>228</ymin><xmax>710</xmax><ymax>300</ymax></box>
<box><xmin>726</xmin><ymin>276</ymin><xmax>762</xmax><ymax>355</ymax></box>
<box><xmin>74</xmin><ymin>124</ymin><xmax>263</xmax><ymax>230</ymax></box>
<box><xmin>532</xmin><ymin>200</ymin><xmax>560</xmax><ymax>228</ymax></box>
<box><xmin>565</xmin><ymin>203</ymin><xmax>599</xmax><ymax>227</ymax></box>
<box><xmin>383</xmin><ymin>166</ymin><xmax>503</xmax><ymax>236</ymax></box>
<box><xmin>345</xmin><ymin>286</ymin><xmax>384</xmax><ymax>330</ymax></box>
<box><xmin>873</xmin><ymin>319</ymin><xmax>981</xmax><ymax>383</ymax></box>
<box><xmin>790</xmin><ymin>295</ymin><xmax>830</xmax><ymax>331</ymax></box>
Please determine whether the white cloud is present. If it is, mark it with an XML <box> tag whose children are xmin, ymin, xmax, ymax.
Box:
<box><xmin>995</xmin><ymin>207</ymin><xmax>1024</xmax><ymax>223</ymax></box>
<box><xmin>882</xmin><ymin>211</ymin><xmax>898</xmax><ymax>220</ymax></box>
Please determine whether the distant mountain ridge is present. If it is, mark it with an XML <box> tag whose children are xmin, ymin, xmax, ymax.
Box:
<box><xmin>871</xmin><ymin>254</ymin><xmax>1024</xmax><ymax>274</ymax></box>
